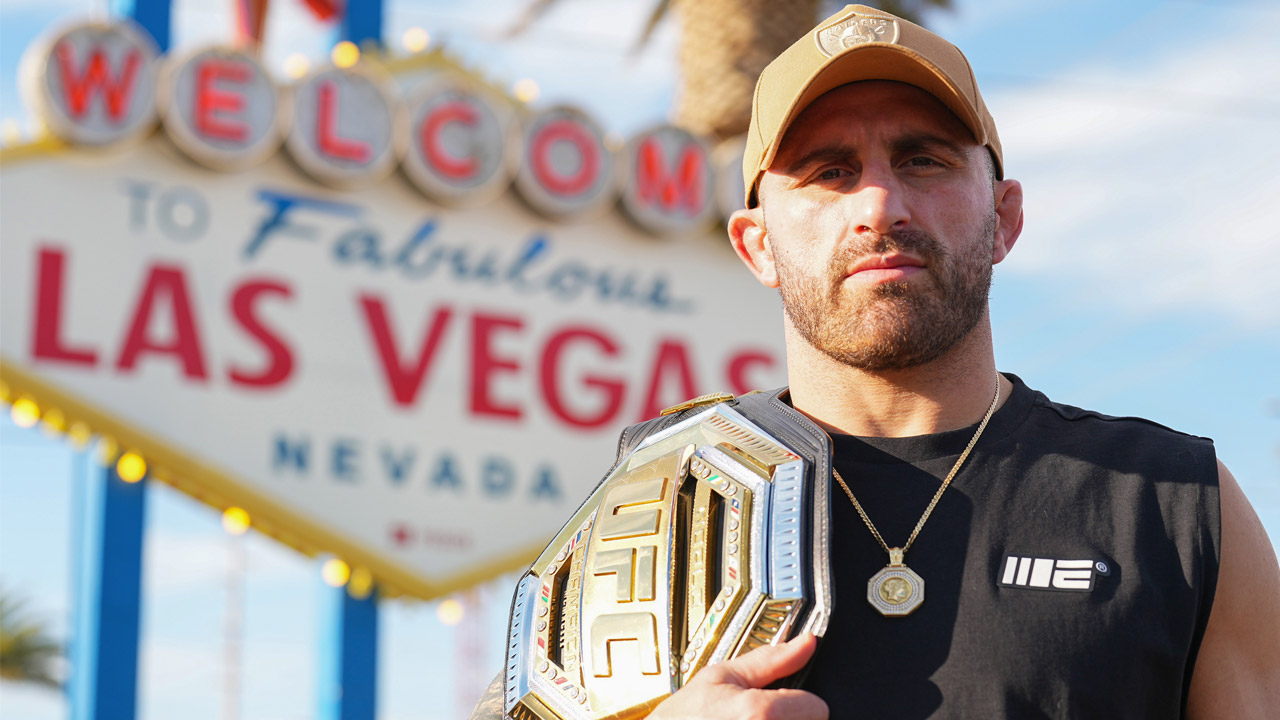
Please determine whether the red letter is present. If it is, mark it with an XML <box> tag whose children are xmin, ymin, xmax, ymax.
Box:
<box><xmin>530</xmin><ymin>119</ymin><xmax>598</xmax><ymax>196</ymax></box>
<box><xmin>31</xmin><ymin>247</ymin><xmax>98</xmax><ymax>366</ymax></box>
<box><xmin>540</xmin><ymin>326</ymin><xmax>625</xmax><ymax>429</ymax></box>
<box><xmin>228</xmin><ymin>280</ymin><xmax>294</xmax><ymax>388</ymax></box>
<box><xmin>636</xmin><ymin>137</ymin><xmax>705</xmax><ymax>215</ymax></box>
<box><xmin>300</xmin><ymin>0</ymin><xmax>338</xmax><ymax>20</ymax></box>
<box><xmin>54</xmin><ymin>42</ymin><xmax>142</xmax><ymax>121</ymax></box>
<box><xmin>359</xmin><ymin>296</ymin><xmax>453</xmax><ymax>407</ymax></box>
<box><xmin>316</xmin><ymin>81</ymin><xmax>370</xmax><ymax>162</ymax></box>
<box><xmin>726</xmin><ymin>351</ymin><xmax>776</xmax><ymax>396</ymax></box>
<box><xmin>639</xmin><ymin>339</ymin><xmax>699</xmax><ymax>419</ymax></box>
<box><xmin>471</xmin><ymin>313</ymin><xmax>524</xmax><ymax>420</ymax></box>
<box><xmin>422</xmin><ymin>101</ymin><xmax>478</xmax><ymax>179</ymax></box>
<box><xmin>116</xmin><ymin>266</ymin><xmax>209</xmax><ymax>380</ymax></box>
<box><xmin>195</xmin><ymin>58</ymin><xmax>250</xmax><ymax>142</ymax></box>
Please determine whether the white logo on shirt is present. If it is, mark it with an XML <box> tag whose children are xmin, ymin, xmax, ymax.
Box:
<box><xmin>999</xmin><ymin>555</ymin><xmax>1111</xmax><ymax>592</ymax></box>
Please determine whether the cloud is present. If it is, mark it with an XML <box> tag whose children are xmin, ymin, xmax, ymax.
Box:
<box><xmin>989</xmin><ymin>9</ymin><xmax>1280</xmax><ymax>328</ymax></box>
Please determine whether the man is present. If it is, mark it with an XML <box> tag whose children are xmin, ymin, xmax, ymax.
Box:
<box><xmin>474</xmin><ymin>5</ymin><xmax>1280</xmax><ymax>718</ymax></box>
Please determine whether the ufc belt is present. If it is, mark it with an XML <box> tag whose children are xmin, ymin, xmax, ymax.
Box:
<box><xmin>503</xmin><ymin>389</ymin><xmax>833</xmax><ymax>720</ymax></box>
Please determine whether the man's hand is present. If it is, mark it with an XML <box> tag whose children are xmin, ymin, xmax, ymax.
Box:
<box><xmin>649</xmin><ymin>633</ymin><xmax>828</xmax><ymax>720</ymax></box>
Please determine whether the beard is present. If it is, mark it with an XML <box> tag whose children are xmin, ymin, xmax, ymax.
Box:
<box><xmin>775</xmin><ymin>213</ymin><xmax>995</xmax><ymax>371</ymax></box>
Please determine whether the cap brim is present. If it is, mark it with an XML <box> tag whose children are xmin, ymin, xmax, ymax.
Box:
<box><xmin>753</xmin><ymin>43</ymin><xmax>985</xmax><ymax>202</ymax></box>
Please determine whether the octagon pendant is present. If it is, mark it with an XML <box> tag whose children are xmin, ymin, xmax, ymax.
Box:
<box><xmin>867</xmin><ymin>564</ymin><xmax>924</xmax><ymax>616</ymax></box>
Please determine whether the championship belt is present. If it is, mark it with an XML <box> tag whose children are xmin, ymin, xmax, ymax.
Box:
<box><xmin>503</xmin><ymin>390</ymin><xmax>833</xmax><ymax>720</ymax></box>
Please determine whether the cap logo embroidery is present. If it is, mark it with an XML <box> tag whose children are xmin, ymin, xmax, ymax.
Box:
<box><xmin>815</xmin><ymin>13</ymin><xmax>900</xmax><ymax>57</ymax></box>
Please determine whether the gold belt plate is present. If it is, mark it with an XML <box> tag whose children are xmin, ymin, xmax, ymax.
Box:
<box><xmin>504</xmin><ymin>404</ymin><xmax>825</xmax><ymax>720</ymax></box>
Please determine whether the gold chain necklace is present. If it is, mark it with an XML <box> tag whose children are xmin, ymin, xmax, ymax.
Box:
<box><xmin>832</xmin><ymin>372</ymin><xmax>1002</xmax><ymax>617</ymax></box>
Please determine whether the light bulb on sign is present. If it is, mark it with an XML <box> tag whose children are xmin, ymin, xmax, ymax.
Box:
<box><xmin>222</xmin><ymin>507</ymin><xmax>251</xmax><ymax>535</ymax></box>
<box><xmin>40</xmin><ymin>407</ymin><xmax>66</xmax><ymax>436</ymax></box>
<box><xmin>322</xmin><ymin>558</ymin><xmax>351</xmax><ymax>587</ymax></box>
<box><xmin>437</xmin><ymin>597</ymin><xmax>464</xmax><ymax>626</ymax></box>
<box><xmin>512</xmin><ymin>78</ymin><xmax>540</xmax><ymax>104</ymax></box>
<box><xmin>116</xmin><ymin>452</ymin><xmax>147</xmax><ymax>483</ymax></box>
<box><xmin>347</xmin><ymin>567</ymin><xmax>375</xmax><ymax>599</ymax></box>
<box><xmin>402</xmin><ymin>27</ymin><xmax>430</xmax><ymax>53</ymax></box>
<box><xmin>68</xmin><ymin>422</ymin><xmax>92</xmax><ymax>449</ymax></box>
<box><xmin>331</xmin><ymin>41</ymin><xmax>360</xmax><ymax>69</ymax></box>
<box><xmin>97</xmin><ymin>437</ymin><xmax>119</xmax><ymax>466</ymax></box>
<box><xmin>284</xmin><ymin>53</ymin><xmax>309</xmax><ymax>79</ymax></box>
<box><xmin>10</xmin><ymin>397</ymin><xmax>39</xmax><ymax>429</ymax></box>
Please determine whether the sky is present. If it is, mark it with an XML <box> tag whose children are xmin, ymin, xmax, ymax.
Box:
<box><xmin>1</xmin><ymin>0</ymin><xmax>1278</xmax><ymax>719</ymax></box>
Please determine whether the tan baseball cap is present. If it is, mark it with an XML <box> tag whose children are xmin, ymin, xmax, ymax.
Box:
<box><xmin>743</xmin><ymin>4</ymin><xmax>1003</xmax><ymax>207</ymax></box>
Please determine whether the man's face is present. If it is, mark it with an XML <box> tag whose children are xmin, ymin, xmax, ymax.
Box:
<box><xmin>752</xmin><ymin>81</ymin><xmax>1008</xmax><ymax>371</ymax></box>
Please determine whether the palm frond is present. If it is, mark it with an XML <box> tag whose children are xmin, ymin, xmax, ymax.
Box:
<box><xmin>503</xmin><ymin>0</ymin><xmax>562</xmax><ymax>39</ymax></box>
<box><xmin>0</xmin><ymin>585</ymin><xmax>62</xmax><ymax>689</ymax></box>
<box><xmin>630</xmin><ymin>0</ymin><xmax>673</xmax><ymax>55</ymax></box>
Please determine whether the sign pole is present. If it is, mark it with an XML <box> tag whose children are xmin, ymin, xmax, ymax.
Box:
<box><xmin>68</xmin><ymin>444</ymin><xmax>148</xmax><ymax>720</ymax></box>
<box><xmin>109</xmin><ymin>0</ymin><xmax>172</xmax><ymax>51</ymax></box>
<box><xmin>316</xmin><ymin>4</ymin><xmax>383</xmax><ymax>714</ymax></box>
<box><xmin>338</xmin><ymin>0</ymin><xmax>383</xmax><ymax>48</ymax></box>
<box><xmin>63</xmin><ymin>4</ymin><xmax>163</xmax><ymax>717</ymax></box>
<box><xmin>317</xmin><ymin>582</ymin><xmax>379</xmax><ymax>720</ymax></box>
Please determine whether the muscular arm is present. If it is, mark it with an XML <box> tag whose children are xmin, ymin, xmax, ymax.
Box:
<box><xmin>1186</xmin><ymin>461</ymin><xmax>1280</xmax><ymax>718</ymax></box>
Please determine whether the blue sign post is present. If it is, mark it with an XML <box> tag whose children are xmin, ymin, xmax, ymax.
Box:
<box><xmin>67</xmin><ymin>447</ymin><xmax>148</xmax><ymax>720</ymax></box>
<box><xmin>67</xmin><ymin>2</ymin><xmax>166</xmax><ymax>716</ymax></box>
<box><xmin>322</xmin><ymin>4</ymin><xmax>384</xmax><ymax>717</ymax></box>
<box><xmin>339</xmin><ymin>0</ymin><xmax>383</xmax><ymax>48</ymax></box>
<box><xmin>109</xmin><ymin>0</ymin><xmax>171</xmax><ymax>51</ymax></box>
<box><xmin>318</xmin><ymin>584</ymin><xmax>380</xmax><ymax>720</ymax></box>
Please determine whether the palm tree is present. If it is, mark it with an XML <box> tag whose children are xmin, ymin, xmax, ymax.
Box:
<box><xmin>0</xmin><ymin>585</ymin><xmax>62</xmax><ymax>689</ymax></box>
<box><xmin>510</xmin><ymin>0</ymin><xmax>953</xmax><ymax>141</ymax></box>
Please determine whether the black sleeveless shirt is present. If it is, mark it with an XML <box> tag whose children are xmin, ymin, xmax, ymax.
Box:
<box><xmin>801</xmin><ymin>374</ymin><xmax>1221</xmax><ymax>719</ymax></box>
